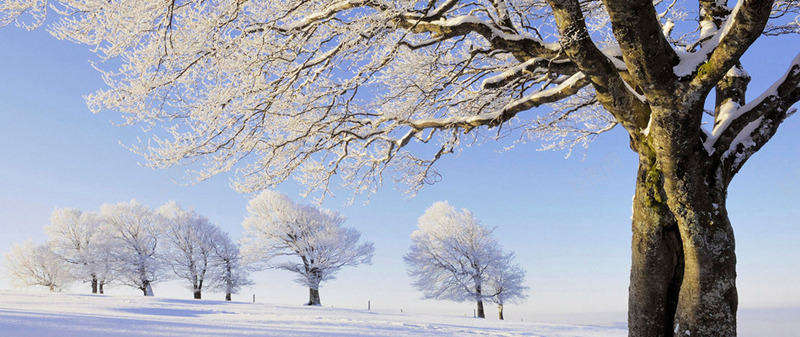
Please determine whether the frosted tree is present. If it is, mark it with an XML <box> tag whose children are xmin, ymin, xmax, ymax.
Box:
<box><xmin>241</xmin><ymin>190</ymin><xmax>374</xmax><ymax>306</ymax></box>
<box><xmin>99</xmin><ymin>200</ymin><xmax>167</xmax><ymax>296</ymax></box>
<box><xmin>209</xmin><ymin>230</ymin><xmax>253</xmax><ymax>301</ymax></box>
<box><xmin>3</xmin><ymin>241</ymin><xmax>73</xmax><ymax>292</ymax></box>
<box><xmin>2</xmin><ymin>0</ymin><xmax>799</xmax><ymax>334</ymax></box>
<box><xmin>404</xmin><ymin>201</ymin><xmax>507</xmax><ymax>318</ymax></box>
<box><xmin>45</xmin><ymin>208</ymin><xmax>112</xmax><ymax>294</ymax></box>
<box><xmin>483</xmin><ymin>252</ymin><xmax>528</xmax><ymax>320</ymax></box>
<box><xmin>159</xmin><ymin>201</ymin><xmax>220</xmax><ymax>299</ymax></box>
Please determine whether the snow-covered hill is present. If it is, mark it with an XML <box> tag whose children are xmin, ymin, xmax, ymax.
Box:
<box><xmin>0</xmin><ymin>291</ymin><xmax>625</xmax><ymax>336</ymax></box>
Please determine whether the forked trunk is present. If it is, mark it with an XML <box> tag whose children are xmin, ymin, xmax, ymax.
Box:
<box><xmin>307</xmin><ymin>288</ymin><xmax>321</xmax><ymax>306</ymax></box>
<box><xmin>629</xmin><ymin>136</ymin><xmax>738</xmax><ymax>336</ymax></box>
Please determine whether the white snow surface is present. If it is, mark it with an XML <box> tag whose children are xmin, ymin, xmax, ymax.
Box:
<box><xmin>0</xmin><ymin>291</ymin><xmax>626</xmax><ymax>337</ymax></box>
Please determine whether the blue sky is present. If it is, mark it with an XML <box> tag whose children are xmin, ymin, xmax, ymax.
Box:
<box><xmin>0</xmin><ymin>21</ymin><xmax>798</xmax><ymax>324</ymax></box>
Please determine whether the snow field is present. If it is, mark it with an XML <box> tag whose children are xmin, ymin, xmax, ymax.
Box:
<box><xmin>0</xmin><ymin>291</ymin><xmax>626</xmax><ymax>337</ymax></box>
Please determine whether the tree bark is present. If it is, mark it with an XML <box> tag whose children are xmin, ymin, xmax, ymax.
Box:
<box><xmin>498</xmin><ymin>304</ymin><xmax>504</xmax><ymax>320</ymax></box>
<box><xmin>628</xmin><ymin>106</ymin><xmax>739</xmax><ymax>336</ymax></box>
<box><xmin>628</xmin><ymin>151</ymin><xmax>684</xmax><ymax>337</ymax></box>
<box><xmin>670</xmin><ymin>188</ymin><xmax>737</xmax><ymax>336</ymax></box>
<box><xmin>99</xmin><ymin>281</ymin><xmax>105</xmax><ymax>294</ymax></box>
<box><xmin>225</xmin><ymin>292</ymin><xmax>232</xmax><ymax>301</ymax></box>
<box><xmin>193</xmin><ymin>288</ymin><xmax>202</xmax><ymax>299</ymax></box>
<box><xmin>476</xmin><ymin>299</ymin><xmax>485</xmax><ymax>319</ymax></box>
<box><xmin>306</xmin><ymin>288</ymin><xmax>321</xmax><ymax>306</ymax></box>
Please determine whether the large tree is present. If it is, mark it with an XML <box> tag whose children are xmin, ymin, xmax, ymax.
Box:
<box><xmin>241</xmin><ymin>190</ymin><xmax>374</xmax><ymax>306</ymax></box>
<box><xmin>404</xmin><ymin>201</ymin><xmax>524</xmax><ymax>319</ymax></box>
<box><xmin>44</xmin><ymin>208</ymin><xmax>112</xmax><ymax>294</ymax></box>
<box><xmin>99</xmin><ymin>200</ymin><xmax>167</xmax><ymax>296</ymax></box>
<box><xmin>2</xmin><ymin>0</ymin><xmax>798</xmax><ymax>334</ymax></box>
<box><xmin>159</xmin><ymin>201</ymin><xmax>220</xmax><ymax>299</ymax></box>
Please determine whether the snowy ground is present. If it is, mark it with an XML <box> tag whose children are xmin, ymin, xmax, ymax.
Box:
<box><xmin>0</xmin><ymin>291</ymin><xmax>626</xmax><ymax>337</ymax></box>
<box><xmin>1</xmin><ymin>291</ymin><xmax>796</xmax><ymax>336</ymax></box>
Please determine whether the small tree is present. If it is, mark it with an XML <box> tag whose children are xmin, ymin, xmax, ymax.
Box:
<box><xmin>159</xmin><ymin>201</ymin><xmax>219</xmax><ymax>299</ymax></box>
<box><xmin>484</xmin><ymin>252</ymin><xmax>528</xmax><ymax>320</ymax></box>
<box><xmin>3</xmin><ymin>241</ymin><xmax>73</xmax><ymax>292</ymax></box>
<box><xmin>100</xmin><ymin>200</ymin><xmax>166</xmax><ymax>296</ymax></box>
<box><xmin>45</xmin><ymin>208</ymin><xmax>112</xmax><ymax>294</ymax></box>
<box><xmin>241</xmin><ymin>190</ymin><xmax>374</xmax><ymax>306</ymax></box>
<box><xmin>405</xmin><ymin>201</ymin><xmax>520</xmax><ymax>319</ymax></box>
<box><xmin>210</xmin><ymin>231</ymin><xmax>253</xmax><ymax>301</ymax></box>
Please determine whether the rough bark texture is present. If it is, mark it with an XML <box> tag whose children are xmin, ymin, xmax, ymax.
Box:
<box><xmin>628</xmin><ymin>149</ymin><xmax>684</xmax><ymax>337</ymax></box>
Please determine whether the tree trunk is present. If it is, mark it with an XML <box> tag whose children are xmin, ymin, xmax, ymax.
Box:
<box><xmin>306</xmin><ymin>288</ymin><xmax>321</xmax><ymax>306</ymax></box>
<box><xmin>99</xmin><ymin>281</ymin><xmax>105</xmax><ymax>294</ymax></box>
<box><xmin>193</xmin><ymin>288</ymin><xmax>202</xmax><ymax>299</ymax></box>
<box><xmin>225</xmin><ymin>292</ymin><xmax>231</xmax><ymax>301</ymax></box>
<box><xmin>498</xmin><ymin>304</ymin><xmax>504</xmax><ymax>320</ymax></box>
<box><xmin>142</xmin><ymin>281</ymin><xmax>154</xmax><ymax>296</ymax></box>
<box><xmin>91</xmin><ymin>275</ymin><xmax>98</xmax><ymax>294</ymax></box>
<box><xmin>628</xmin><ymin>152</ymin><xmax>684</xmax><ymax>336</ymax></box>
<box><xmin>628</xmin><ymin>120</ymin><xmax>739</xmax><ymax>336</ymax></box>
<box><xmin>671</xmin><ymin>197</ymin><xmax>737</xmax><ymax>336</ymax></box>
<box><xmin>476</xmin><ymin>300</ymin><xmax>485</xmax><ymax>319</ymax></box>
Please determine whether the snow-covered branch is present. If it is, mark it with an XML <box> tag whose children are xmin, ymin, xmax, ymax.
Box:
<box><xmin>706</xmin><ymin>54</ymin><xmax>800</xmax><ymax>182</ymax></box>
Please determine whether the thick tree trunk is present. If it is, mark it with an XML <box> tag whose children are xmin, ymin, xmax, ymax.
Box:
<box><xmin>672</xmin><ymin>198</ymin><xmax>737</xmax><ymax>336</ymax></box>
<box><xmin>193</xmin><ymin>288</ymin><xmax>202</xmax><ymax>299</ymax></box>
<box><xmin>498</xmin><ymin>304</ymin><xmax>504</xmax><ymax>320</ymax></box>
<box><xmin>306</xmin><ymin>288</ymin><xmax>321</xmax><ymax>306</ymax></box>
<box><xmin>628</xmin><ymin>121</ymin><xmax>739</xmax><ymax>336</ymax></box>
<box><xmin>628</xmin><ymin>153</ymin><xmax>684</xmax><ymax>336</ymax></box>
<box><xmin>91</xmin><ymin>275</ymin><xmax>98</xmax><ymax>294</ymax></box>
<box><xmin>476</xmin><ymin>300</ymin><xmax>485</xmax><ymax>319</ymax></box>
<box><xmin>225</xmin><ymin>292</ymin><xmax>232</xmax><ymax>301</ymax></box>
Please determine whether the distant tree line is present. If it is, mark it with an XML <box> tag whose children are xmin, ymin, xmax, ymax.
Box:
<box><xmin>4</xmin><ymin>195</ymin><xmax>528</xmax><ymax>318</ymax></box>
<box><xmin>3</xmin><ymin>200</ymin><xmax>252</xmax><ymax>300</ymax></box>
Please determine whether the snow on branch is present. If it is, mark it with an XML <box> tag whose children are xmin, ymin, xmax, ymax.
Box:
<box><xmin>0</xmin><ymin>0</ymin><xmax>47</xmax><ymax>29</ymax></box>
<box><xmin>396</xmin><ymin>72</ymin><xmax>589</xmax><ymax>146</ymax></box>
<box><xmin>704</xmin><ymin>54</ymin><xmax>800</xmax><ymax>182</ymax></box>
<box><xmin>706</xmin><ymin>53</ymin><xmax>800</xmax><ymax>155</ymax></box>
<box><xmin>683</xmin><ymin>0</ymin><xmax>774</xmax><ymax>95</ymax></box>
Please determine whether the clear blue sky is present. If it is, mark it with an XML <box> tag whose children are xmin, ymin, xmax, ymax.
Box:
<box><xmin>0</xmin><ymin>22</ymin><xmax>798</xmax><ymax>324</ymax></box>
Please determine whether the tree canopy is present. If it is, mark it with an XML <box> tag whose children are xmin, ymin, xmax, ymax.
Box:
<box><xmin>2</xmin><ymin>0</ymin><xmax>795</xmax><ymax>200</ymax></box>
